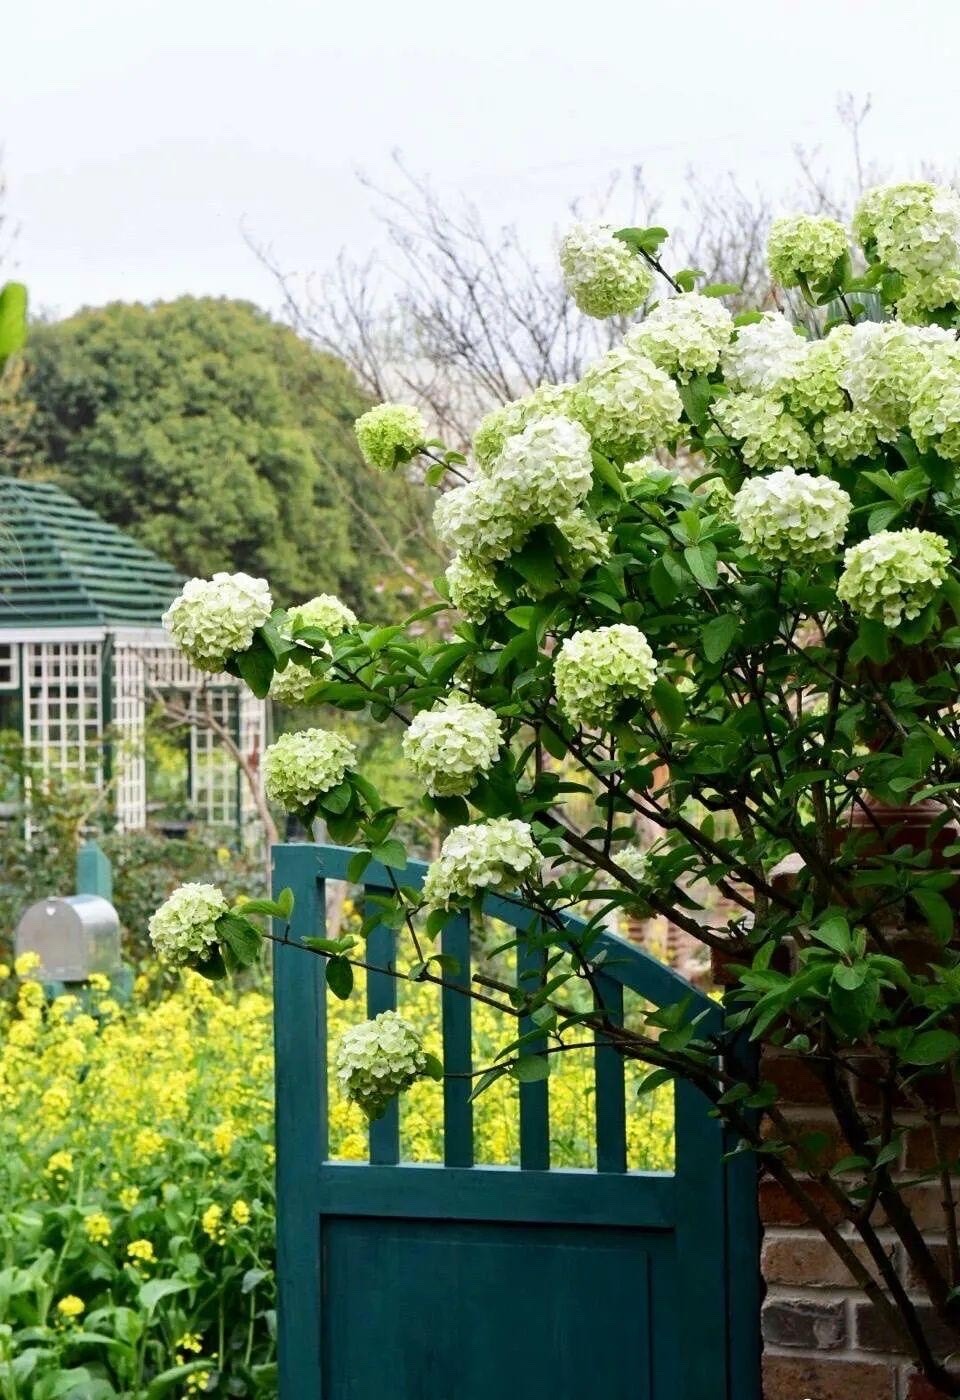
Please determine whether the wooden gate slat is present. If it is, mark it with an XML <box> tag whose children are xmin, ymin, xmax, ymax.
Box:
<box><xmin>594</xmin><ymin>972</ymin><xmax>627</xmax><ymax>1174</ymax></box>
<box><xmin>441</xmin><ymin>912</ymin><xmax>473</xmax><ymax>1168</ymax></box>
<box><xmin>365</xmin><ymin>907</ymin><xmax>399</xmax><ymax>1166</ymax></box>
<box><xmin>517</xmin><ymin>941</ymin><xmax>549</xmax><ymax>1171</ymax></box>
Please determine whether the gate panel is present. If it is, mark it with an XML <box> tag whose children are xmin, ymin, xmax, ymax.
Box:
<box><xmin>273</xmin><ymin>843</ymin><xmax>761</xmax><ymax>1400</ymax></box>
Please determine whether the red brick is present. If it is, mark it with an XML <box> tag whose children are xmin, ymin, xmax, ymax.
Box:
<box><xmin>759</xmin><ymin>1177</ymin><xmax>847</xmax><ymax>1227</ymax></box>
<box><xmin>902</xmin><ymin>1124</ymin><xmax>960</xmax><ymax>1172</ymax></box>
<box><xmin>762</xmin><ymin>1297</ymin><xmax>846</xmax><ymax>1349</ymax></box>
<box><xmin>876</xmin><ymin>1184</ymin><xmax>949</xmax><ymax>1233</ymax></box>
<box><xmin>903</xmin><ymin>1240</ymin><xmax>951</xmax><ymax>1291</ymax></box>
<box><xmin>763</xmin><ymin>1051</ymin><xmax>833</xmax><ymax>1106</ymax></box>
<box><xmin>762</xmin><ymin>1231</ymin><xmax>898</xmax><ymax>1288</ymax></box>
<box><xmin>905</xmin><ymin>1370</ymin><xmax>960</xmax><ymax>1399</ymax></box>
<box><xmin>761</xmin><ymin>1354</ymin><xmax>895</xmax><ymax>1400</ymax></box>
<box><xmin>854</xmin><ymin>1301</ymin><xmax>960</xmax><ymax>1357</ymax></box>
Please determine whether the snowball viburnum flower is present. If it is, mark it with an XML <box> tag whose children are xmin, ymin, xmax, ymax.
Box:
<box><xmin>262</xmin><ymin>728</ymin><xmax>356</xmax><ymax>813</ymax></box>
<box><xmin>713</xmin><ymin>393</ymin><xmax>815</xmax><ymax>470</ymax></box>
<box><xmin>909</xmin><ymin>340</ymin><xmax>960</xmax><ymax>461</ymax></box>
<box><xmin>401</xmin><ymin>694</ymin><xmax>503</xmax><ymax>797</ymax></box>
<box><xmin>559</xmin><ymin>221</ymin><xmax>653</xmax><ymax>319</ymax></box>
<box><xmin>554</xmin><ymin>624</ymin><xmax>658</xmax><ymax>728</ymax></box>
<box><xmin>854</xmin><ymin>182</ymin><xmax>960</xmax><ymax>281</ymax></box>
<box><xmin>837</xmin><ymin>529</ymin><xmax>952</xmax><ymax>628</ymax></box>
<box><xmin>443</xmin><ymin>553</ymin><xmax>507</xmax><ymax>621</ymax></box>
<box><xmin>148</xmin><ymin>883</ymin><xmax>228</xmax><ymax>966</ymax></box>
<box><xmin>472</xmin><ymin>382</ymin><xmax>575</xmax><ymax>469</ymax></box>
<box><xmin>732</xmin><ymin>468</ymin><xmax>851</xmax><ymax>564</ymax></box>
<box><xmin>268</xmin><ymin>593</ymin><xmax>357</xmax><ymax>706</ymax></box>
<box><xmin>433</xmin><ymin>478</ymin><xmax>526</xmax><ymax>564</ymax></box>
<box><xmin>486</xmin><ymin>414</ymin><xmax>594</xmax><ymax>521</ymax></box>
<box><xmin>721</xmin><ymin>313</ymin><xmax>807</xmax><ymax>394</ymax></box>
<box><xmin>625</xmin><ymin>292</ymin><xmax>733</xmax><ymax>380</ymax></box>
<box><xmin>163</xmin><ymin>573</ymin><xmax>272</xmax><ymax>672</ymax></box>
<box><xmin>767</xmin><ymin>214</ymin><xmax>848</xmax><ymax>288</ymax></box>
<box><xmin>422</xmin><ymin>818</ymin><xmax>540</xmax><ymax>907</ymax></box>
<box><xmin>354</xmin><ymin>403</ymin><xmax>427</xmax><ymax>471</ymax></box>
<box><xmin>335</xmin><ymin>1010</ymin><xmax>427</xmax><ymax>1121</ymax></box>
<box><xmin>574</xmin><ymin>347</ymin><xmax>683</xmax><ymax>460</ymax></box>
<box><xmin>556</xmin><ymin>510</ymin><xmax>612</xmax><ymax>569</ymax></box>
<box><xmin>841</xmin><ymin>321</ymin><xmax>950</xmax><ymax>442</ymax></box>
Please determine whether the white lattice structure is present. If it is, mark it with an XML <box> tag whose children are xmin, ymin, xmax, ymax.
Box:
<box><xmin>0</xmin><ymin>481</ymin><xmax>267</xmax><ymax>843</ymax></box>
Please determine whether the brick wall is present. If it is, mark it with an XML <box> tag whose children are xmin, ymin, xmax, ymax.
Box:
<box><xmin>758</xmin><ymin>1050</ymin><xmax>957</xmax><ymax>1400</ymax></box>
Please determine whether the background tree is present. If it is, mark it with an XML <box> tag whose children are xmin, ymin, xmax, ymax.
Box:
<box><xmin>14</xmin><ymin>296</ymin><xmax>436</xmax><ymax>612</ymax></box>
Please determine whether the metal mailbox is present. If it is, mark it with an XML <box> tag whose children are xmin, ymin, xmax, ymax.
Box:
<box><xmin>15</xmin><ymin>894</ymin><xmax>121</xmax><ymax>983</ymax></box>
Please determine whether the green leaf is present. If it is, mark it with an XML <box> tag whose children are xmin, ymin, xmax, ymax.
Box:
<box><xmin>146</xmin><ymin>1362</ymin><xmax>213</xmax><ymax>1399</ymax></box>
<box><xmin>902</xmin><ymin>1029</ymin><xmax>960</xmax><ymax>1066</ymax></box>
<box><xmin>591</xmin><ymin>448</ymin><xmax>626</xmax><ymax>498</ymax></box>
<box><xmin>652</xmin><ymin>676</ymin><xmax>685</xmax><ymax>732</ymax></box>
<box><xmin>613</xmin><ymin>225</ymin><xmax>669</xmax><ymax>255</ymax></box>
<box><xmin>138</xmin><ymin>1278</ymin><xmax>190</xmax><ymax>1313</ymax></box>
<box><xmin>636</xmin><ymin>1067</ymin><xmax>673</xmax><ymax>1096</ymax></box>
<box><xmin>347</xmin><ymin>849</ymin><xmax>373</xmax><ymax>883</ymax></box>
<box><xmin>325</xmin><ymin>957</ymin><xmax>354</xmax><ymax>1000</ymax></box>
<box><xmin>372</xmin><ymin>838</ymin><xmax>407</xmax><ymax>871</ymax></box>
<box><xmin>216</xmin><ymin>912</ymin><xmax>262</xmax><ymax>967</ymax></box>
<box><xmin>701</xmin><ymin>613</ymin><xmax>738</xmax><ymax>663</ymax></box>
<box><xmin>235</xmin><ymin>634</ymin><xmax>276</xmax><ymax>698</ymax></box>
<box><xmin>513</xmin><ymin>1054</ymin><xmax>551</xmax><ymax>1083</ymax></box>
<box><xmin>912</xmin><ymin>889</ymin><xmax>955</xmax><ymax>943</ymax></box>
<box><xmin>678</xmin><ymin>376</ymin><xmax>714</xmax><ymax>430</ymax></box>
<box><xmin>683</xmin><ymin>541</ymin><xmax>718</xmax><ymax>589</ymax></box>
<box><xmin>423</xmin><ymin>1052</ymin><xmax>444</xmax><ymax>1081</ymax></box>
<box><xmin>811</xmin><ymin>916</ymin><xmax>852</xmax><ymax>954</ymax></box>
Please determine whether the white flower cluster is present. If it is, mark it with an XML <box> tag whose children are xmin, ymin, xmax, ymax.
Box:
<box><xmin>269</xmin><ymin>594</ymin><xmax>357</xmax><ymax>707</ymax></box>
<box><xmin>556</xmin><ymin>511</ymin><xmax>612</xmax><ymax>570</ymax></box>
<box><xmin>354</xmin><ymin>403</ymin><xmax>427</xmax><ymax>472</ymax></box>
<box><xmin>473</xmin><ymin>382</ymin><xmax>574</xmax><ymax>469</ymax></box>
<box><xmin>559</xmin><ymin>221</ymin><xmax>653</xmax><ymax>319</ymax></box>
<box><xmin>779</xmin><ymin>331</ymin><xmax>850</xmax><ymax>419</ymax></box>
<box><xmin>443</xmin><ymin>554</ymin><xmax>507</xmax><ymax>622</ymax></box>
<box><xmin>262</xmin><ymin>728</ymin><xmax>357</xmax><ymax>813</ymax></box>
<box><xmin>909</xmin><ymin>340</ymin><xmax>960</xmax><ymax>462</ymax></box>
<box><xmin>767</xmin><ymin>214</ymin><xmax>848</xmax><ymax>288</ymax></box>
<box><xmin>573</xmin><ymin>347</ymin><xmax>682</xmax><ymax>460</ymax></box>
<box><xmin>625</xmin><ymin>292</ymin><xmax>733</xmax><ymax>380</ymax></box>
<box><xmin>422</xmin><ymin>818</ymin><xmax>539</xmax><ymax>907</ymax></box>
<box><xmin>616</xmin><ymin>844</ymin><xmax>650</xmax><ymax>888</ymax></box>
<box><xmin>554</xmin><ymin>624</ymin><xmax>658</xmax><ymax>728</ymax></box>
<box><xmin>721</xmin><ymin>313</ymin><xmax>807</xmax><ymax>394</ymax></box>
<box><xmin>434</xmin><ymin>415</ymin><xmax>592</xmax><ymax>563</ymax></box>
<box><xmin>401</xmin><ymin>694</ymin><xmax>503</xmax><ymax>797</ymax></box>
<box><xmin>837</xmin><ymin>529</ymin><xmax>952</xmax><ymax>627</ymax></box>
<box><xmin>334</xmin><ymin>1010</ymin><xmax>427</xmax><ymax>1121</ymax></box>
<box><xmin>713</xmin><ymin>393</ymin><xmax>815</xmax><ymax>470</ymax></box>
<box><xmin>732</xmin><ymin>468</ymin><xmax>851</xmax><ymax>564</ymax></box>
<box><xmin>854</xmin><ymin>182</ymin><xmax>960</xmax><ymax>319</ymax></box>
<box><xmin>841</xmin><ymin>321</ymin><xmax>951</xmax><ymax>443</ymax></box>
<box><xmin>148</xmin><ymin>883</ymin><xmax>228</xmax><ymax>966</ymax></box>
<box><xmin>163</xmin><ymin>573</ymin><xmax>272</xmax><ymax>672</ymax></box>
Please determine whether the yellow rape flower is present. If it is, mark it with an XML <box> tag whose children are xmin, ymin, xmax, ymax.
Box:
<box><xmin>210</xmin><ymin>1121</ymin><xmax>236</xmax><ymax>1155</ymax></box>
<box><xmin>45</xmin><ymin>1150</ymin><xmax>73</xmax><ymax>1176</ymax></box>
<box><xmin>87</xmin><ymin>973</ymin><xmax>111</xmax><ymax>993</ymax></box>
<box><xmin>178</xmin><ymin>1332</ymin><xmax>203</xmax><ymax>1354</ymax></box>
<box><xmin>201</xmin><ymin>1203</ymin><xmax>226</xmax><ymax>1243</ymax></box>
<box><xmin>230</xmin><ymin>1199</ymin><xmax>251</xmax><ymax>1226</ymax></box>
<box><xmin>0</xmin><ymin>963</ymin><xmax>10</xmax><ymax>980</ymax></box>
<box><xmin>83</xmin><ymin>1212</ymin><xmax>111</xmax><ymax>1245</ymax></box>
<box><xmin>56</xmin><ymin>1295</ymin><xmax>85</xmax><ymax>1320</ymax></box>
<box><xmin>14</xmin><ymin>951</ymin><xmax>40</xmax><ymax>976</ymax></box>
<box><xmin>119</xmin><ymin>1186</ymin><xmax>140</xmax><ymax>1210</ymax></box>
<box><xmin>127</xmin><ymin>1238</ymin><xmax>155</xmax><ymax>1265</ymax></box>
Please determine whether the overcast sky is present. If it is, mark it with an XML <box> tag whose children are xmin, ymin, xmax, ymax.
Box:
<box><xmin>3</xmin><ymin>0</ymin><xmax>959</xmax><ymax>321</ymax></box>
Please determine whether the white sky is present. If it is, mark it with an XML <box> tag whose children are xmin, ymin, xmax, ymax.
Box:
<box><xmin>2</xmin><ymin>0</ymin><xmax>958</xmax><ymax>320</ymax></box>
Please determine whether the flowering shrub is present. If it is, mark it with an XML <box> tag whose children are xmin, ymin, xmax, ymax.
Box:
<box><xmin>162</xmin><ymin>573</ymin><xmax>273</xmax><ymax>672</ymax></box>
<box><xmin>157</xmin><ymin>182</ymin><xmax>960</xmax><ymax>1388</ymax></box>
<box><xmin>401</xmin><ymin>694</ymin><xmax>503</xmax><ymax>797</ymax></box>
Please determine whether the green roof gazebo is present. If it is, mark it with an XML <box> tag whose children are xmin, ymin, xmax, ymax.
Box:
<box><xmin>0</xmin><ymin>478</ymin><xmax>266</xmax><ymax>837</ymax></box>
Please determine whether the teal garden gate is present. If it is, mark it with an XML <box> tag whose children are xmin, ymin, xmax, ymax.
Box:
<box><xmin>272</xmin><ymin>843</ymin><xmax>761</xmax><ymax>1400</ymax></box>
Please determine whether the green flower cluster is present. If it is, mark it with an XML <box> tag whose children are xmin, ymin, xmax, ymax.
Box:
<box><xmin>854</xmin><ymin>182</ymin><xmax>960</xmax><ymax>320</ymax></box>
<box><xmin>401</xmin><ymin>694</ymin><xmax>503</xmax><ymax>797</ymax></box>
<box><xmin>558</xmin><ymin>221</ymin><xmax>653</xmax><ymax>319</ymax></box>
<box><xmin>162</xmin><ymin>573</ymin><xmax>272</xmax><ymax>672</ymax></box>
<box><xmin>262</xmin><ymin>728</ymin><xmax>356</xmax><ymax>813</ymax></box>
<box><xmin>354</xmin><ymin>402</ymin><xmax>428</xmax><ymax>472</ymax></box>
<box><xmin>837</xmin><ymin>528</ymin><xmax>951</xmax><ymax>627</ymax></box>
<box><xmin>422</xmin><ymin>818</ymin><xmax>539</xmax><ymax>907</ymax></box>
<box><xmin>334</xmin><ymin>1010</ymin><xmax>427</xmax><ymax>1121</ymax></box>
<box><xmin>767</xmin><ymin>214</ymin><xmax>848</xmax><ymax>288</ymax></box>
<box><xmin>269</xmin><ymin>593</ymin><xmax>357</xmax><ymax>707</ymax></box>
<box><xmin>148</xmin><ymin>883</ymin><xmax>228</xmax><ymax>966</ymax></box>
<box><xmin>732</xmin><ymin>467</ymin><xmax>851</xmax><ymax>563</ymax></box>
<box><xmin>443</xmin><ymin>553</ymin><xmax>507</xmax><ymax>621</ymax></box>
<box><xmin>473</xmin><ymin>382</ymin><xmax>574</xmax><ymax>469</ymax></box>
<box><xmin>573</xmin><ymin>347</ymin><xmax>682</xmax><ymax>461</ymax></box>
<box><xmin>554</xmin><ymin>624</ymin><xmax>658</xmax><ymax>728</ymax></box>
<box><xmin>625</xmin><ymin>292</ymin><xmax>733</xmax><ymax>380</ymax></box>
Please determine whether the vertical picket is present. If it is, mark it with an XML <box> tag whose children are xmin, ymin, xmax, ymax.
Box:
<box><xmin>366</xmin><ymin>905</ymin><xmax>399</xmax><ymax>1165</ymax></box>
<box><xmin>441</xmin><ymin>912</ymin><xmax>473</xmax><ymax>1167</ymax></box>
<box><xmin>273</xmin><ymin>845</ymin><xmax>326</xmax><ymax>1399</ymax></box>
<box><xmin>517</xmin><ymin>940</ymin><xmax>549</xmax><ymax>1170</ymax></box>
<box><xmin>594</xmin><ymin>972</ymin><xmax>627</xmax><ymax>1174</ymax></box>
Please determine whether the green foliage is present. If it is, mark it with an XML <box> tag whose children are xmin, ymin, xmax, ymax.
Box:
<box><xmin>17</xmin><ymin>297</ymin><xmax>429</xmax><ymax>612</ymax></box>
